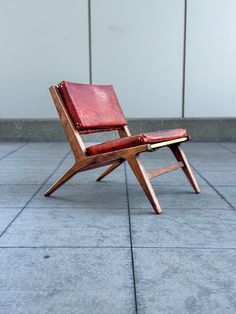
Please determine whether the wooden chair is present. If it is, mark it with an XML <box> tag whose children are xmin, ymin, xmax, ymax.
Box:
<box><xmin>44</xmin><ymin>81</ymin><xmax>200</xmax><ymax>214</ymax></box>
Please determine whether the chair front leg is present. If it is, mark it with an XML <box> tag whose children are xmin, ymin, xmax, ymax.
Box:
<box><xmin>44</xmin><ymin>164</ymin><xmax>79</xmax><ymax>196</ymax></box>
<box><xmin>127</xmin><ymin>155</ymin><xmax>162</xmax><ymax>214</ymax></box>
<box><xmin>170</xmin><ymin>144</ymin><xmax>200</xmax><ymax>193</ymax></box>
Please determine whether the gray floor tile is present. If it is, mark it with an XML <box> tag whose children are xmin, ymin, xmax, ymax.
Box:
<box><xmin>10</xmin><ymin>151</ymin><xmax>68</xmax><ymax>159</ymax></box>
<box><xmin>182</xmin><ymin>142</ymin><xmax>228</xmax><ymax>153</ymax></box>
<box><xmin>126</xmin><ymin>167</ymin><xmax>206</xmax><ymax>186</ymax></box>
<box><xmin>189</xmin><ymin>152</ymin><xmax>236</xmax><ymax>161</ymax></box>
<box><xmin>65</xmin><ymin>152</ymin><xmax>76</xmax><ymax>159</ymax></box>
<box><xmin>0</xmin><ymin>142</ymin><xmax>25</xmax><ymax>155</ymax></box>
<box><xmin>18</xmin><ymin>142</ymin><xmax>70</xmax><ymax>151</ymax></box>
<box><xmin>0</xmin><ymin>157</ymin><xmax>62</xmax><ymax>170</ymax></box>
<box><xmin>0</xmin><ymin>207</ymin><xmax>130</xmax><ymax>247</ymax></box>
<box><xmin>29</xmin><ymin>184</ymin><xmax>128</xmax><ymax>209</ymax></box>
<box><xmin>138</xmin><ymin>155</ymin><xmax>176</xmax><ymax>166</ymax></box>
<box><xmin>131</xmin><ymin>208</ymin><xmax>236</xmax><ymax>248</ymax></box>
<box><xmin>134</xmin><ymin>248</ymin><xmax>236</xmax><ymax>314</ymax></box>
<box><xmin>140</xmin><ymin>147</ymin><xmax>175</xmax><ymax>160</ymax></box>
<box><xmin>124</xmin><ymin>157</ymin><xmax>176</xmax><ymax>175</ymax></box>
<box><xmin>0</xmin><ymin>248</ymin><xmax>134</xmax><ymax>314</ymax></box>
<box><xmin>221</xmin><ymin>143</ymin><xmax>236</xmax><ymax>153</ymax></box>
<box><xmin>1</xmin><ymin>141</ymin><xmax>236</xmax><ymax>313</ymax></box>
<box><xmin>215</xmin><ymin>186</ymin><xmax>236</xmax><ymax>208</ymax></box>
<box><xmin>9</xmin><ymin>143</ymin><xmax>69</xmax><ymax>158</ymax></box>
<box><xmin>191</xmin><ymin>158</ymin><xmax>236</xmax><ymax>171</ymax></box>
<box><xmin>127</xmin><ymin>185</ymin><xmax>231</xmax><ymax>210</ymax></box>
<box><xmin>0</xmin><ymin>208</ymin><xmax>21</xmax><ymax>234</ymax></box>
<box><xmin>49</xmin><ymin>164</ymin><xmax>126</xmax><ymax>185</ymax></box>
<box><xmin>0</xmin><ymin>169</ymin><xmax>54</xmax><ymax>185</ymax></box>
<box><xmin>0</xmin><ymin>185</ymin><xmax>40</xmax><ymax>208</ymax></box>
<box><xmin>125</xmin><ymin>150</ymin><xmax>206</xmax><ymax>186</ymax></box>
<box><xmin>183</xmin><ymin>146</ymin><xmax>236</xmax><ymax>171</ymax></box>
<box><xmin>54</xmin><ymin>156</ymin><xmax>76</xmax><ymax>169</ymax></box>
<box><xmin>182</xmin><ymin>144</ymin><xmax>236</xmax><ymax>170</ymax></box>
<box><xmin>199</xmin><ymin>170</ymin><xmax>236</xmax><ymax>186</ymax></box>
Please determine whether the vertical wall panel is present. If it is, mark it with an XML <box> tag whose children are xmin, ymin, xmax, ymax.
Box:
<box><xmin>91</xmin><ymin>0</ymin><xmax>184</xmax><ymax>118</ymax></box>
<box><xmin>0</xmin><ymin>0</ymin><xmax>89</xmax><ymax>118</ymax></box>
<box><xmin>185</xmin><ymin>0</ymin><xmax>236</xmax><ymax>117</ymax></box>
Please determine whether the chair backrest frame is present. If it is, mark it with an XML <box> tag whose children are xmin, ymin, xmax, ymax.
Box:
<box><xmin>49</xmin><ymin>86</ymin><xmax>86</xmax><ymax>159</ymax></box>
<box><xmin>49</xmin><ymin>85</ymin><xmax>131</xmax><ymax>160</ymax></box>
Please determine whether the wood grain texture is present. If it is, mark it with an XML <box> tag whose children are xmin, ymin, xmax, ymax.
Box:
<box><xmin>170</xmin><ymin>144</ymin><xmax>200</xmax><ymax>193</ymax></box>
<box><xmin>44</xmin><ymin>85</ymin><xmax>200</xmax><ymax>214</ymax></box>
<box><xmin>147</xmin><ymin>161</ymin><xmax>184</xmax><ymax>180</ymax></box>
<box><xmin>128</xmin><ymin>155</ymin><xmax>162</xmax><ymax>214</ymax></box>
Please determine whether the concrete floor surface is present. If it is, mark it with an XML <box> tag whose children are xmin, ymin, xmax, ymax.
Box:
<box><xmin>0</xmin><ymin>142</ymin><xmax>236</xmax><ymax>314</ymax></box>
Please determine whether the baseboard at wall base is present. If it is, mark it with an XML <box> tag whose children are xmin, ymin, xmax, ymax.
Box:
<box><xmin>0</xmin><ymin>118</ymin><xmax>235</xmax><ymax>142</ymax></box>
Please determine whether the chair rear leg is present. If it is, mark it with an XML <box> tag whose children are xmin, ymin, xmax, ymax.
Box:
<box><xmin>170</xmin><ymin>144</ymin><xmax>200</xmax><ymax>193</ymax></box>
<box><xmin>96</xmin><ymin>161</ymin><xmax>124</xmax><ymax>181</ymax></box>
<box><xmin>128</xmin><ymin>155</ymin><xmax>162</xmax><ymax>214</ymax></box>
<box><xmin>44</xmin><ymin>164</ymin><xmax>78</xmax><ymax>196</ymax></box>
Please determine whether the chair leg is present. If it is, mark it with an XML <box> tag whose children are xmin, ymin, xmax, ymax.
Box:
<box><xmin>128</xmin><ymin>155</ymin><xmax>162</xmax><ymax>214</ymax></box>
<box><xmin>44</xmin><ymin>164</ymin><xmax>79</xmax><ymax>196</ymax></box>
<box><xmin>170</xmin><ymin>144</ymin><xmax>200</xmax><ymax>193</ymax></box>
<box><xmin>96</xmin><ymin>161</ymin><xmax>124</xmax><ymax>181</ymax></box>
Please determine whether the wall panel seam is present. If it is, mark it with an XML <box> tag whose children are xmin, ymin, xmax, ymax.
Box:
<box><xmin>88</xmin><ymin>0</ymin><xmax>92</xmax><ymax>83</ymax></box>
<box><xmin>182</xmin><ymin>0</ymin><xmax>188</xmax><ymax>118</ymax></box>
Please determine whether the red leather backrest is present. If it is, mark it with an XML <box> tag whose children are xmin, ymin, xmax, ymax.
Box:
<box><xmin>58</xmin><ymin>81</ymin><xmax>127</xmax><ymax>132</ymax></box>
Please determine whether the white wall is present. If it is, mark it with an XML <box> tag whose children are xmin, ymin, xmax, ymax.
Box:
<box><xmin>0</xmin><ymin>0</ymin><xmax>235</xmax><ymax>118</ymax></box>
<box><xmin>91</xmin><ymin>0</ymin><xmax>184</xmax><ymax>118</ymax></box>
<box><xmin>185</xmin><ymin>0</ymin><xmax>236</xmax><ymax>117</ymax></box>
<box><xmin>0</xmin><ymin>0</ymin><xmax>89</xmax><ymax>118</ymax></box>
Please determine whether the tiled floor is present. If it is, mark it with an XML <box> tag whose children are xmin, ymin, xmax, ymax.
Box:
<box><xmin>0</xmin><ymin>142</ymin><xmax>236</xmax><ymax>314</ymax></box>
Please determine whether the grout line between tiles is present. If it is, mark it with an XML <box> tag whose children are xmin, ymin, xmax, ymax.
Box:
<box><xmin>132</xmin><ymin>246</ymin><xmax>236</xmax><ymax>250</ymax></box>
<box><xmin>129</xmin><ymin>207</ymin><xmax>235</xmax><ymax>211</ymax></box>
<box><xmin>88</xmin><ymin>0</ymin><xmax>92</xmax><ymax>84</ymax></box>
<box><xmin>0</xmin><ymin>246</ymin><xmax>236</xmax><ymax>250</ymax></box>
<box><xmin>0</xmin><ymin>150</ymin><xmax>71</xmax><ymax>238</ymax></box>
<box><xmin>181</xmin><ymin>0</ymin><xmax>187</xmax><ymax>118</ymax></box>
<box><xmin>0</xmin><ymin>142</ymin><xmax>27</xmax><ymax>161</ymax></box>
<box><xmin>0</xmin><ymin>246</ymin><xmax>131</xmax><ymax>249</ymax></box>
<box><xmin>2</xmin><ymin>206</ymin><xmax>234</xmax><ymax>210</ymax></box>
<box><xmin>220</xmin><ymin>143</ymin><xmax>236</xmax><ymax>155</ymax></box>
<box><xmin>191</xmin><ymin>164</ymin><xmax>236</xmax><ymax>210</ymax></box>
<box><xmin>193</xmin><ymin>170</ymin><xmax>236</xmax><ymax>172</ymax></box>
<box><xmin>124</xmin><ymin>162</ymin><xmax>138</xmax><ymax>314</ymax></box>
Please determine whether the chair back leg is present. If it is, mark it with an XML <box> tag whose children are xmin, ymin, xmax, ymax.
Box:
<box><xmin>128</xmin><ymin>155</ymin><xmax>162</xmax><ymax>214</ymax></box>
<box><xmin>96</xmin><ymin>161</ymin><xmax>124</xmax><ymax>181</ymax></box>
<box><xmin>170</xmin><ymin>144</ymin><xmax>200</xmax><ymax>193</ymax></box>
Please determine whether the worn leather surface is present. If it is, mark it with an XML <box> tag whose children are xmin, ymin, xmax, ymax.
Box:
<box><xmin>58</xmin><ymin>81</ymin><xmax>127</xmax><ymax>132</ymax></box>
<box><xmin>86</xmin><ymin>129</ymin><xmax>188</xmax><ymax>155</ymax></box>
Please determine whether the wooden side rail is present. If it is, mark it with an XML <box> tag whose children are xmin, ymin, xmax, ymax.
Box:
<box><xmin>147</xmin><ymin>161</ymin><xmax>184</xmax><ymax>180</ymax></box>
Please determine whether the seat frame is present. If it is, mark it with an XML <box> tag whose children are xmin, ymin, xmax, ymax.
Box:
<box><xmin>44</xmin><ymin>86</ymin><xmax>200</xmax><ymax>214</ymax></box>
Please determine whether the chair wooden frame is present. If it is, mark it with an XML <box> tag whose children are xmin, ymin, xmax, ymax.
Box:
<box><xmin>44</xmin><ymin>86</ymin><xmax>200</xmax><ymax>214</ymax></box>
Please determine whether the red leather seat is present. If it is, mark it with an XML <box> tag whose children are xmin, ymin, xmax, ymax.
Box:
<box><xmin>86</xmin><ymin>128</ymin><xmax>187</xmax><ymax>155</ymax></box>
